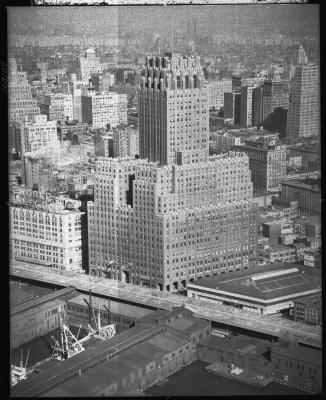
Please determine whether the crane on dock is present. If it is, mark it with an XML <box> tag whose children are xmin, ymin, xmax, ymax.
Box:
<box><xmin>51</xmin><ymin>307</ymin><xmax>85</xmax><ymax>361</ymax></box>
<box><xmin>11</xmin><ymin>348</ymin><xmax>30</xmax><ymax>386</ymax></box>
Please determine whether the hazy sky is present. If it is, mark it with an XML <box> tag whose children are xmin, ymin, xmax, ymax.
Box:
<box><xmin>8</xmin><ymin>5</ymin><xmax>319</xmax><ymax>38</ymax></box>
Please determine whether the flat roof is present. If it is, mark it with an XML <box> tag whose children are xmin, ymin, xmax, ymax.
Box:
<box><xmin>293</xmin><ymin>294</ymin><xmax>321</xmax><ymax>308</ymax></box>
<box><xmin>68</xmin><ymin>293</ymin><xmax>153</xmax><ymax>320</ymax></box>
<box><xmin>199</xmin><ymin>334</ymin><xmax>269</xmax><ymax>359</ymax></box>
<box><xmin>188</xmin><ymin>264</ymin><xmax>321</xmax><ymax>301</ymax></box>
<box><xmin>11</xmin><ymin>287</ymin><xmax>77</xmax><ymax>316</ymax></box>
<box><xmin>41</xmin><ymin>330</ymin><xmax>188</xmax><ymax>397</ymax></box>
<box><xmin>282</xmin><ymin>180</ymin><xmax>320</xmax><ymax>191</ymax></box>
<box><xmin>272</xmin><ymin>343</ymin><xmax>322</xmax><ymax>366</ymax></box>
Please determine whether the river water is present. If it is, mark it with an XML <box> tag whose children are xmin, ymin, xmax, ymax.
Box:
<box><xmin>145</xmin><ymin>360</ymin><xmax>306</xmax><ymax>396</ymax></box>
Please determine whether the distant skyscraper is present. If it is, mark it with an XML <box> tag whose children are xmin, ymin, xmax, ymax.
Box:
<box><xmin>240</xmin><ymin>86</ymin><xmax>254</xmax><ymax>127</ymax></box>
<box><xmin>224</xmin><ymin>91</ymin><xmax>241</xmax><ymax>125</ymax></box>
<box><xmin>8</xmin><ymin>58</ymin><xmax>40</xmax><ymax>124</ymax></box>
<box><xmin>262</xmin><ymin>80</ymin><xmax>290</xmax><ymax>122</ymax></box>
<box><xmin>78</xmin><ymin>48</ymin><xmax>106</xmax><ymax>85</ymax></box>
<box><xmin>293</xmin><ymin>44</ymin><xmax>308</xmax><ymax>66</ymax></box>
<box><xmin>207</xmin><ymin>80</ymin><xmax>232</xmax><ymax>110</ymax></box>
<box><xmin>286</xmin><ymin>64</ymin><xmax>320</xmax><ymax>139</ymax></box>
<box><xmin>88</xmin><ymin>54</ymin><xmax>258</xmax><ymax>290</ymax></box>
<box><xmin>253</xmin><ymin>86</ymin><xmax>263</xmax><ymax>126</ymax></box>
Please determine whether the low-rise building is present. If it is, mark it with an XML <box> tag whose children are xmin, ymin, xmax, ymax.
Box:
<box><xmin>16</xmin><ymin>307</ymin><xmax>211</xmax><ymax>397</ymax></box>
<box><xmin>281</xmin><ymin>179</ymin><xmax>321</xmax><ymax>215</ymax></box>
<box><xmin>187</xmin><ymin>263</ymin><xmax>321</xmax><ymax>315</ymax></box>
<box><xmin>10</xmin><ymin>286</ymin><xmax>77</xmax><ymax>349</ymax></box>
<box><xmin>292</xmin><ymin>295</ymin><xmax>321</xmax><ymax>326</ymax></box>
<box><xmin>303</xmin><ymin>249</ymin><xmax>321</xmax><ymax>268</ymax></box>
<box><xmin>271</xmin><ymin>332</ymin><xmax>322</xmax><ymax>393</ymax></box>
<box><xmin>259</xmin><ymin>244</ymin><xmax>296</xmax><ymax>263</ymax></box>
<box><xmin>198</xmin><ymin>334</ymin><xmax>271</xmax><ymax>378</ymax></box>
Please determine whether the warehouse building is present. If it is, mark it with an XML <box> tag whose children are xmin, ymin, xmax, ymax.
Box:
<box><xmin>187</xmin><ymin>263</ymin><xmax>321</xmax><ymax>315</ymax></box>
<box><xmin>10</xmin><ymin>286</ymin><xmax>77</xmax><ymax>350</ymax></box>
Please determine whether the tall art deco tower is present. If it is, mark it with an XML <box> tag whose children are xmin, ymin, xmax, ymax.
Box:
<box><xmin>88</xmin><ymin>54</ymin><xmax>258</xmax><ymax>291</ymax></box>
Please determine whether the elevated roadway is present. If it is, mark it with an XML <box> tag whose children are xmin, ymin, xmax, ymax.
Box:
<box><xmin>10</xmin><ymin>262</ymin><xmax>321</xmax><ymax>349</ymax></box>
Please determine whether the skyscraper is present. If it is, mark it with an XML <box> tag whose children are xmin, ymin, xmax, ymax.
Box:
<box><xmin>138</xmin><ymin>54</ymin><xmax>208</xmax><ymax>166</ymax></box>
<box><xmin>286</xmin><ymin>64</ymin><xmax>320</xmax><ymax>139</ymax></box>
<box><xmin>253</xmin><ymin>86</ymin><xmax>263</xmax><ymax>126</ymax></box>
<box><xmin>8</xmin><ymin>58</ymin><xmax>40</xmax><ymax>124</ymax></box>
<box><xmin>88</xmin><ymin>54</ymin><xmax>258</xmax><ymax>291</ymax></box>
<box><xmin>240</xmin><ymin>86</ymin><xmax>254</xmax><ymax>127</ymax></box>
<box><xmin>224</xmin><ymin>92</ymin><xmax>241</xmax><ymax>125</ymax></box>
<box><xmin>262</xmin><ymin>80</ymin><xmax>290</xmax><ymax>122</ymax></box>
<box><xmin>293</xmin><ymin>44</ymin><xmax>308</xmax><ymax>66</ymax></box>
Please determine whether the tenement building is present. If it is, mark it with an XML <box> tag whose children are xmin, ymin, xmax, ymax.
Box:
<box><xmin>10</xmin><ymin>187</ymin><xmax>84</xmax><ymax>273</ymax></box>
<box><xmin>88</xmin><ymin>54</ymin><xmax>258</xmax><ymax>291</ymax></box>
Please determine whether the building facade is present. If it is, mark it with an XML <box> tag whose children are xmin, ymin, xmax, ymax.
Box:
<box><xmin>10</xmin><ymin>188</ymin><xmax>84</xmax><ymax>272</ymax></box>
<box><xmin>88</xmin><ymin>153</ymin><xmax>258</xmax><ymax>290</ymax></box>
<box><xmin>88</xmin><ymin>54</ymin><xmax>258</xmax><ymax>291</ymax></box>
<box><xmin>240</xmin><ymin>86</ymin><xmax>254</xmax><ymax>127</ymax></box>
<box><xmin>262</xmin><ymin>80</ymin><xmax>290</xmax><ymax>121</ymax></box>
<box><xmin>286</xmin><ymin>64</ymin><xmax>320</xmax><ymax>139</ymax></box>
<box><xmin>234</xmin><ymin>139</ymin><xmax>287</xmax><ymax>192</ymax></box>
<box><xmin>138</xmin><ymin>54</ymin><xmax>209</xmax><ymax>166</ymax></box>
<box><xmin>207</xmin><ymin>80</ymin><xmax>232</xmax><ymax>110</ymax></box>
<box><xmin>224</xmin><ymin>92</ymin><xmax>241</xmax><ymax>125</ymax></box>
<box><xmin>81</xmin><ymin>91</ymin><xmax>127</xmax><ymax>129</ymax></box>
<box><xmin>271</xmin><ymin>332</ymin><xmax>322</xmax><ymax>393</ymax></box>
<box><xmin>113</xmin><ymin>127</ymin><xmax>139</xmax><ymax>158</ymax></box>
<box><xmin>8</xmin><ymin>58</ymin><xmax>40</xmax><ymax>124</ymax></box>
<box><xmin>40</xmin><ymin>93</ymin><xmax>68</xmax><ymax>123</ymax></box>
<box><xmin>78</xmin><ymin>48</ymin><xmax>106</xmax><ymax>85</ymax></box>
<box><xmin>21</xmin><ymin>114</ymin><xmax>59</xmax><ymax>155</ymax></box>
<box><xmin>281</xmin><ymin>179</ymin><xmax>320</xmax><ymax>215</ymax></box>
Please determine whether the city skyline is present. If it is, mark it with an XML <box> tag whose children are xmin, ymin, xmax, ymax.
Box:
<box><xmin>8</xmin><ymin>4</ymin><xmax>321</xmax><ymax>397</ymax></box>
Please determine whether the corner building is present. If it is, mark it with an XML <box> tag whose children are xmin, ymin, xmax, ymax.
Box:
<box><xmin>88</xmin><ymin>54</ymin><xmax>258</xmax><ymax>291</ymax></box>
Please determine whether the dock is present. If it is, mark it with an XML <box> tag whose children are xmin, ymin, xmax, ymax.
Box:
<box><xmin>10</xmin><ymin>262</ymin><xmax>322</xmax><ymax>349</ymax></box>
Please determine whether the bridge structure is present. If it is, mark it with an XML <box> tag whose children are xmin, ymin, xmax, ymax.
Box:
<box><xmin>10</xmin><ymin>262</ymin><xmax>322</xmax><ymax>349</ymax></box>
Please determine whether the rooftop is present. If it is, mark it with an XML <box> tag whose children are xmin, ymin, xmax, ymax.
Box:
<box><xmin>282</xmin><ymin>179</ymin><xmax>320</xmax><ymax>192</ymax></box>
<box><xmin>11</xmin><ymin>287</ymin><xmax>77</xmax><ymax>316</ymax></box>
<box><xmin>67</xmin><ymin>293</ymin><xmax>153</xmax><ymax>320</ymax></box>
<box><xmin>272</xmin><ymin>342</ymin><xmax>322</xmax><ymax>366</ymax></box>
<box><xmin>294</xmin><ymin>294</ymin><xmax>321</xmax><ymax>308</ymax></box>
<box><xmin>199</xmin><ymin>334</ymin><xmax>269</xmax><ymax>360</ymax></box>
<box><xmin>188</xmin><ymin>263</ymin><xmax>321</xmax><ymax>301</ymax></box>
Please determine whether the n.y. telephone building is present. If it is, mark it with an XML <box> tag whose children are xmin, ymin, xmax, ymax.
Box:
<box><xmin>88</xmin><ymin>54</ymin><xmax>258</xmax><ymax>291</ymax></box>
